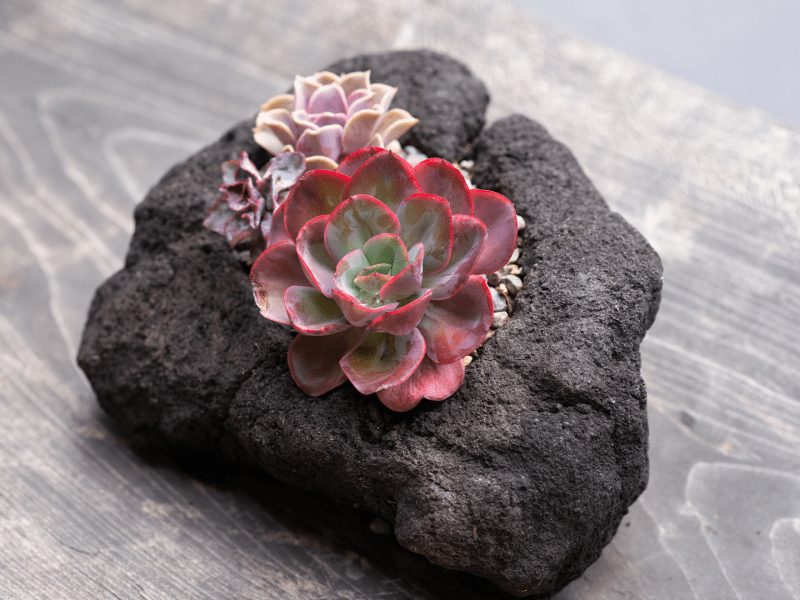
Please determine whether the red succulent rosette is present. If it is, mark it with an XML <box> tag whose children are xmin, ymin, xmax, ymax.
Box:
<box><xmin>250</xmin><ymin>148</ymin><xmax>518</xmax><ymax>411</ymax></box>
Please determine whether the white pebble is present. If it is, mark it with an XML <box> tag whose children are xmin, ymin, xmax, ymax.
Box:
<box><xmin>502</xmin><ymin>264</ymin><xmax>522</xmax><ymax>276</ymax></box>
<box><xmin>503</xmin><ymin>274</ymin><xmax>523</xmax><ymax>295</ymax></box>
<box><xmin>463</xmin><ymin>355</ymin><xmax>473</xmax><ymax>366</ymax></box>
<box><xmin>508</xmin><ymin>248</ymin><xmax>520</xmax><ymax>264</ymax></box>
<box><xmin>516</xmin><ymin>215</ymin><xmax>526</xmax><ymax>230</ymax></box>
<box><xmin>486</xmin><ymin>271</ymin><xmax>502</xmax><ymax>286</ymax></box>
<box><xmin>492</xmin><ymin>311</ymin><xmax>509</xmax><ymax>328</ymax></box>
<box><xmin>402</xmin><ymin>145</ymin><xmax>428</xmax><ymax>166</ymax></box>
<box><xmin>489</xmin><ymin>286</ymin><xmax>507</xmax><ymax>312</ymax></box>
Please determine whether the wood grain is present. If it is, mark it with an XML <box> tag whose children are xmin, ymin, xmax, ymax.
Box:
<box><xmin>1</xmin><ymin>0</ymin><xmax>799</xmax><ymax>598</ymax></box>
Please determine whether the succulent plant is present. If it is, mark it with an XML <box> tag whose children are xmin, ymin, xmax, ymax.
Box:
<box><xmin>250</xmin><ymin>148</ymin><xmax>518</xmax><ymax>411</ymax></box>
<box><xmin>204</xmin><ymin>150</ymin><xmax>305</xmax><ymax>260</ymax></box>
<box><xmin>254</xmin><ymin>71</ymin><xmax>418</xmax><ymax>170</ymax></box>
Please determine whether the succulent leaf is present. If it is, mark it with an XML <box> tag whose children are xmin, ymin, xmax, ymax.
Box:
<box><xmin>333</xmin><ymin>248</ymin><xmax>373</xmax><ymax>302</ymax></box>
<box><xmin>284</xmin><ymin>286</ymin><xmax>349</xmax><ymax>335</ymax></box>
<box><xmin>343</xmin><ymin>151</ymin><xmax>421</xmax><ymax>213</ymax></box>
<box><xmin>307</xmin><ymin>83</ymin><xmax>348</xmax><ymax>115</ymax></box>
<box><xmin>376</xmin><ymin>355</ymin><xmax>465</xmax><ymax>411</ymax></box>
<box><xmin>362</xmin><ymin>233</ymin><xmax>409</xmax><ymax>275</ymax></box>
<box><xmin>353</xmin><ymin>265</ymin><xmax>392</xmax><ymax>292</ymax></box>
<box><xmin>372</xmin><ymin>108</ymin><xmax>418</xmax><ymax>147</ymax></box>
<box><xmin>296</xmin><ymin>124</ymin><xmax>343</xmax><ymax>161</ymax></box>
<box><xmin>266</xmin><ymin>202</ymin><xmax>291</xmax><ymax>246</ymax></box>
<box><xmin>288</xmin><ymin>327</ymin><xmax>365</xmax><ymax>396</ymax></box>
<box><xmin>335</xmin><ymin>146</ymin><xmax>384</xmax><ymax>177</ymax></box>
<box><xmin>254</xmin><ymin>118</ymin><xmax>295</xmax><ymax>155</ymax></box>
<box><xmin>379</xmin><ymin>242</ymin><xmax>424</xmax><ymax>302</ymax></box>
<box><xmin>342</xmin><ymin>109</ymin><xmax>383</xmax><ymax>155</ymax></box>
<box><xmin>413</xmin><ymin>158</ymin><xmax>473</xmax><ymax>216</ymax></box>
<box><xmin>396</xmin><ymin>193</ymin><xmax>453</xmax><ymax>274</ymax></box>
<box><xmin>323</xmin><ymin>195</ymin><xmax>401</xmax><ymax>261</ymax></box>
<box><xmin>370</xmin><ymin>288</ymin><xmax>432</xmax><ymax>336</ymax></box>
<box><xmin>295</xmin><ymin>215</ymin><xmax>337</xmax><ymax>297</ymax></box>
<box><xmin>470</xmin><ymin>189</ymin><xmax>519</xmax><ymax>274</ymax></box>
<box><xmin>339</xmin><ymin>329</ymin><xmax>426</xmax><ymax>395</ymax></box>
<box><xmin>265</xmin><ymin>151</ymin><xmax>306</xmax><ymax>208</ymax></box>
<box><xmin>260</xmin><ymin>94</ymin><xmax>294</xmax><ymax>113</ymax></box>
<box><xmin>284</xmin><ymin>170</ymin><xmax>349</xmax><ymax>240</ymax></box>
<box><xmin>417</xmin><ymin>275</ymin><xmax>493</xmax><ymax>364</ymax></box>
<box><xmin>250</xmin><ymin>240</ymin><xmax>310</xmax><ymax>325</ymax></box>
<box><xmin>338</xmin><ymin>71</ymin><xmax>371</xmax><ymax>96</ymax></box>
<box><xmin>332</xmin><ymin>289</ymin><xmax>399</xmax><ymax>327</ymax></box>
<box><xmin>422</xmin><ymin>214</ymin><xmax>487</xmax><ymax>300</ymax></box>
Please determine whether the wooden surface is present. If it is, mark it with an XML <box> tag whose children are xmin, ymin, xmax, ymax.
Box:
<box><xmin>2</xmin><ymin>1</ymin><xmax>799</xmax><ymax>598</ymax></box>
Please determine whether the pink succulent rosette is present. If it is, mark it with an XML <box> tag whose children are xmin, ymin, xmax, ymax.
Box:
<box><xmin>254</xmin><ymin>71</ymin><xmax>418</xmax><ymax>170</ymax></box>
<box><xmin>250</xmin><ymin>148</ymin><xmax>518</xmax><ymax>411</ymax></box>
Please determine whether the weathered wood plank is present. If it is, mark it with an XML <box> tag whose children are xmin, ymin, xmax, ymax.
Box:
<box><xmin>1</xmin><ymin>0</ymin><xmax>799</xmax><ymax>598</ymax></box>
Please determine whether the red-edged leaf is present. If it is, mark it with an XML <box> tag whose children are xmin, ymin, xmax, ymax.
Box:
<box><xmin>333</xmin><ymin>248</ymin><xmax>372</xmax><ymax>301</ymax></box>
<box><xmin>412</xmin><ymin>158</ymin><xmax>473</xmax><ymax>215</ymax></box>
<box><xmin>422</xmin><ymin>215</ymin><xmax>487</xmax><ymax>300</ymax></box>
<box><xmin>380</xmin><ymin>243</ymin><xmax>424</xmax><ymax>302</ymax></box>
<box><xmin>377</xmin><ymin>355</ymin><xmax>465</xmax><ymax>411</ymax></box>
<box><xmin>362</xmin><ymin>233</ymin><xmax>409</xmax><ymax>274</ymax></box>
<box><xmin>324</xmin><ymin>194</ymin><xmax>401</xmax><ymax>262</ymax></box>
<box><xmin>332</xmin><ymin>289</ymin><xmax>398</xmax><ymax>327</ymax></box>
<box><xmin>266</xmin><ymin>202</ymin><xmax>291</xmax><ymax>246</ymax></box>
<box><xmin>250</xmin><ymin>240</ymin><xmax>310</xmax><ymax>325</ymax></box>
<box><xmin>288</xmin><ymin>327</ymin><xmax>364</xmax><ymax>396</ymax></box>
<box><xmin>417</xmin><ymin>275</ymin><xmax>492</xmax><ymax>364</ymax></box>
<box><xmin>223</xmin><ymin>214</ymin><xmax>255</xmax><ymax>247</ymax></box>
<box><xmin>336</xmin><ymin>146</ymin><xmax>384</xmax><ymax>177</ymax></box>
<box><xmin>396</xmin><ymin>193</ymin><xmax>453</xmax><ymax>274</ymax></box>
<box><xmin>353</xmin><ymin>266</ymin><xmax>391</xmax><ymax>292</ymax></box>
<box><xmin>204</xmin><ymin>197</ymin><xmax>236</xmax><ymax>237</ymax></box>
<box><xmin>370</xmin><ymin>289</ymin><xmax>432</xmax><ymax>336</ymax></box>
<box><xmin>284</xmin><ymin>286</ymin><xmax>349</xmax><ymax>335</ymax></box>
<box><xmin>470</xmin><ymin>189</ymin><xmax>518</xmax><ymax>274</ymax></box>
<box><xmin>283</xmin><ymin>170</ymin><xmax>349</xmax><ymax>241</ymax></box>
<box><xmin>296</xmin><ymin>215</ymin><xmax>337</xmax><ymax>296</ymax></box>
<box><xmin>343</xmin><ymin>150</ymin><xmax>420</xmax><ymax>213</ymax></box>
<box><xmin>340</xmin><ymin>329</ymin><xmax>426</xmax><ymax>395</ymax></box>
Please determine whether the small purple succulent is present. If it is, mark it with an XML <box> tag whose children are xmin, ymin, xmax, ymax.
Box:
<box><xmin>253</xmin><ymin>71</ymin><xmax>418</xmax><ymax>170</ymax></box>
<box><xmin>204</xmin><ymin>150</ymin><xmax>305</xmax><ymax>260</ymax></box>
<box><xmin>250</xmin><ymin>148</ymin><xmax>518</xmax><ymax>411</ymax></box>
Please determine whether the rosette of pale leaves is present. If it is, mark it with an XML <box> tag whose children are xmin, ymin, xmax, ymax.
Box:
<box><xmin>204</xmin><ymin>151</ymin><xmax>304</xmax><ymax>260</ymax></box>
<box><xmin>254</xmin><ymin>71</ymin><xmax>418</xmax><ymax>170</ymax></box>
<box><xmin>250</xmin><ymin>148</ymin><xmax>518</xmax><ymax>411</ymax></box>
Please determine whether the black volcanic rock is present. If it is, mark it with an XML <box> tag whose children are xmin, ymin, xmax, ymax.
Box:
<box><xmin>78</xmin><ymin>50</ymin><xmax>662</xmax><ymax>598</ymax></box>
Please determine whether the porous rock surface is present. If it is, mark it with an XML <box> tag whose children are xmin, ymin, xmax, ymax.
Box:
<box><xmin>78</xmin><ymin>50</ymin><xmax>662</xmax><ymax>598</ymax></box>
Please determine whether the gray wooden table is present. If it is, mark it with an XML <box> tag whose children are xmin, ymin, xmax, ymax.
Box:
<box><xmin>2</xmin><ymin>1</ymin><xmax>799</xmax><ymax>598</ymax></box>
